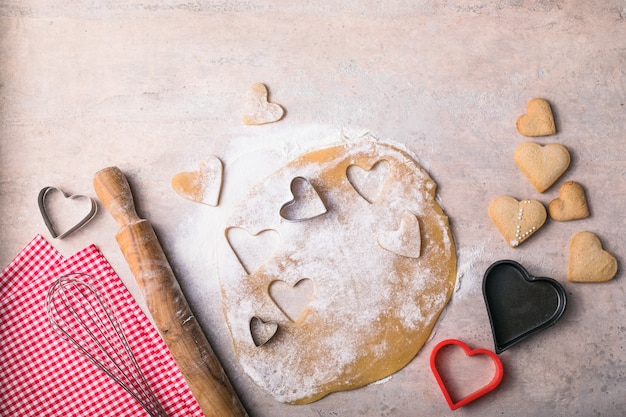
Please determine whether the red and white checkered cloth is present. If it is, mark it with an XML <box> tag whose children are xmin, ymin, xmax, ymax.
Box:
<box><xmin>0</xmin><ymin>235</ymin><xmax>204</xmax><ymax>417</ymax></box>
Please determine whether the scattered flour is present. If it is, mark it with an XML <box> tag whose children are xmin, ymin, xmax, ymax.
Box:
<box><xmin>218</xmin><ymin>137</ymin><xmax>456</xmax><ymax>404</ymax></box>
<box><xmin>454</xmin><ymin>244</ymin><xmax>486</xmax><ymax>297</ymax></box>
<box><xmin>172</xmin><ymin>125</ymin><xmax>458</xmax><ymax>404</ymax></box>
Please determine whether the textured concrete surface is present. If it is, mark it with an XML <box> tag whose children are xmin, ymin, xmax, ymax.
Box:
<box><xmin>1</xmin><ymin>1</ymin><xmax>625</xmax><ymax>416</ymax></box>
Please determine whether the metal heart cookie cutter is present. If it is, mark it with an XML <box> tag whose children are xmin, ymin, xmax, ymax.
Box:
<box><xmin>279</xmin><ymin>176</ymin><xmax>328</xmax><ymax>222</ymax></box>
<box><xmin>38</xmin><ymin>186</ymin><xmax>97</xmax><ymax>239</ymax></box>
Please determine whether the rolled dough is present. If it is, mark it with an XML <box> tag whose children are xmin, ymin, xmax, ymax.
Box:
<box><xmin>218</xmin><ymin>139</ymin><xmax>456</xmax><ymax>404</ymax></box>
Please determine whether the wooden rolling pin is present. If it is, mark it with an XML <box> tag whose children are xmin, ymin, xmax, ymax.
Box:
<box><xmin>93</xmin><ymin>166</ymin><xmax>248</xmax><ymax>417</ymax></box>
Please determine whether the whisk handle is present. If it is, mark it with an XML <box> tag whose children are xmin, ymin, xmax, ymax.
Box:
<box><xmin>93</xmin><ymin>166</ymin><xmax>142</xmax><ymax>228</ymax></box>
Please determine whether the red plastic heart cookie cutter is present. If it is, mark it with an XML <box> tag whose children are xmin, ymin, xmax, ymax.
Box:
<box><xmin>430</xmin><ymin>339</ymin><xmax>504</xmax><ymax>410</ymax></box>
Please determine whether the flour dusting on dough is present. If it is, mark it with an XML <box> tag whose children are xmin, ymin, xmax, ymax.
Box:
<box><xmin>217</xmin><ymin>137</ymin><xmax>456</xmax><ymax>404</ymax></box>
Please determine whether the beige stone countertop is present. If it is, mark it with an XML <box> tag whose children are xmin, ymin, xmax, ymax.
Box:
<box><xmin>1</xmin><ymin>1</ymin><xmax>625</xmax><ymax>416</ymax></box>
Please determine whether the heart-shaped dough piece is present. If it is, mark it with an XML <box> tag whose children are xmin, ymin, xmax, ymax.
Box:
<box><xmin>514</xmin><ymin>142</ymin><xmax>570</xmax><ymax>193</ymax></box>
<box><xmin>242</xmin><ymin>83</ymin><xmax>284</xmax><ymax>125</ymax></box>
<box><xmin>377</xmin><ymin>211</ymin><xmax>422</xmax><ymax>259</ymax></box>
<box><xmin>488</xmin><ymin>196</ymin><xmax>547</xmax><ymax>248</ymax></box>
<box><xmin>568</xmin><ymin>231</ymin><xmax>618</xmax><ymax>282</ymax></box>
<box><xmin>171</xmin><ymin>156</ymin><xmax>223</xmax><ymax>206</ymax></box>
<box><xmin>516</xmin><ymin>98</ymin><xmax>556</xmax><ymax>137</ymax></box>
<box><xmin>549</xmin><ymin>181</ymin><xmax>590</xmax><ymax>221</ymax></box>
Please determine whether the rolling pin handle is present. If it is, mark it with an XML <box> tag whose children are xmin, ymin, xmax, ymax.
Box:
<box><xmin>93</xmin><ymin>166</ymin><xmax>142</xmax><ymax>228</ymax></box>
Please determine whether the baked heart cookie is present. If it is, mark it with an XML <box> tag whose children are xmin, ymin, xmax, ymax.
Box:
<box><xmin>219</xmin><ymin>139</ymin><xmax>456</xmax><ymax>404</ymax></box>
<box><xmin>514</xmin><ymin>142</ymin><xmax>570</xmax><ymax>193</ymax></box>
<box><xmin>516</xmin><ymin>98</ymin><xmax>556</xmax><ymax>137</ymax></box>
<box><xmin>549</xmin><ymin>181</ymin><xmax>590</xmax><ymax>221</ymax></box>
<box><xmin>488</xmin><ymin>196</ymin><xmax>547</xmax><ymax>248</ymax></box>
<box><xmin>568</xmin><ymin>231</ymin><xmax>618</xmax><ymax>282</ymax></box>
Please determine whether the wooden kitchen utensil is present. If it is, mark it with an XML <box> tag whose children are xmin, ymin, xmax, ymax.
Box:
<box><xmin>93</xmin><ymin>166</ymin><xmax>248</xmax><ymax>417</ymax></box>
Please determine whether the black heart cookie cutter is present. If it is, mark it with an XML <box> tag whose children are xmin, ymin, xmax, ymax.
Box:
<box><xmin>483</xmin><ymin>260</ymin><xmax>567</xmax><ymax>354</ymax></box>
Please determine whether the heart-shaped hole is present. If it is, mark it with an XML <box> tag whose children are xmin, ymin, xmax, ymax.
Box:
<box><xmin>225</xmin><ymin>227</ymin><xmax>280</xmax><ymax>275</ymax></box>
<box><xmin>269</xmin><ymin>278</ymin><xmax>314</xmax><ymax>323</ymax></box>
<box><xmin>346</xmin><ymin>160</ymin><xmax>389</xmax><ymax>204</ymax></box>
<box><xmin>430</xmin><ymin>339</ymin><xmax>504</xmax><ymax>410</ymax></box>
<box><xmin>250</xmin><ymin>316</ymin><xmax>279</xmax><ymax>347</ymax></box>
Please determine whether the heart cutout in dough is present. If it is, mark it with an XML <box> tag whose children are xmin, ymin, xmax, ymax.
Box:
<box><xmin>483</xmin><ymin>260</ymin><xmax>567</xmax><ymax>353</ymax></box>
<box><xmin>548</xmin><ymin>181</ymin><xmax>590</xmax><ymax>221</ymax></box>
<box><xmin>279</xmin><ymin>177</ymin><xmax>328</xmax><ymax>222</ymax></box>
<box><xmin>225</xmin><ymin>227</ymin><xmax>280</xmax><ymax>275</ymax></box>
<box><xmin>377</xmin><ymin>211</ymin><xmax>422</xmax><ymax>259</ymax></box>
<box><xmin>488</xmin><ymin>196</ymin><xmax>547</xmax><ymax>248</ymax></box>
<box><xmin>38</xmin><ymin>186</ymin><xmax>98</xmax><ymax>239</ymax></box>
<box><xmin>269</xmin><ymin>278</ymin><xmax>314</xmax><ymax>323</ymax></box>
<box><xmin>516</xmin><ymin>98</ymin><xmax>556</xmax><ymax>137</ymax></box>
<box><xmin>514</xmin><ymin>142</ymin><xmax>570</xmax><ymax>193</ymax></box>
<box><xmin>568</xmin><ymin>231</ymin><xmax>618</xmax><ymax>282</ymax></box>
<box><xmin>430</xmin><ymin>339</ymin><xmax>504</xmax><ymax>410</ymax></box>
<box><xmin>250</xmin><ymin>317</ymin><xmax>279</xmax><ymax>347</ymax></box>
<box><xmin>171</xmin><ymin>156</ymin><xmax>223</xmax><ymax>206</ymax></box>
<box><xmin>242</xmin><ymin>83</ymin><xmax>284</xmax><ymax>125</ymax></box>
<box><xmin>346</xmin><ymin>160</ymin><xmax>390</xmax><ymax>204</ymax></box>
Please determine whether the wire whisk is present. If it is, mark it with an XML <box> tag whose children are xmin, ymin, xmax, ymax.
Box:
<box><xmin>46</xmin><ymin>273</ymin><xmax>169</xmax><ymax>417</ymax></box>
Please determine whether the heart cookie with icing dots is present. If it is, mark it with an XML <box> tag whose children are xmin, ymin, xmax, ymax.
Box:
<box><xmin>516</xmin><ymin>98</ymin><xmax>556</xmax><ymax>137</ymax></box>
<box><xmin>488</xmin><ymin>196</ymin><xmax>547</xmax><ymax>248</ymax></box>
<box><xmin>171</xmin><ymin>156</ymin><xmax>223</xmax><ymax>206</ymax></box>
<box><xmin>514</xmin><ymin>142</ymin><xmax>570</xmax><ymax>193</ymax></box>
<box><xmin>242</xmin><ymin>83</ymin><xmax>284</xmax><ymax>125</ymax></box>
<box><xmin>568</xmin><ymin>231</ymin><xmax>618</xmax><ymax>282</ymax></box>
<box><xmin>549</xmin><ymin>181</ymin><xmax>590</xmax><ymax>221</ymax></box>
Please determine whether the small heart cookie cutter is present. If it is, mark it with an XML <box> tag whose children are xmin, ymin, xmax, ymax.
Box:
<box><xmin>279</xmin><ymin>177</ymin><xmax>328</xmax><ymax>222</ymax></box>
<box><xmin>430</xmin><ymin>339</ymin><xmax>504</xmax><ymax>410</ymax></box>
<box><xmin>38</xmin><ymin>186</ymin><xmax>98</xmax><ymax>239</ymax></box>
<box><xmin>249</xmin><ymin>316</ymin><xmax>279</xmax><ymax>347</ymax></box>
